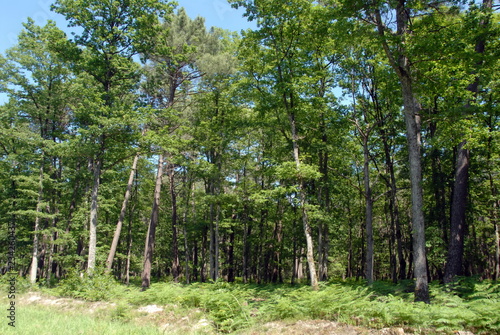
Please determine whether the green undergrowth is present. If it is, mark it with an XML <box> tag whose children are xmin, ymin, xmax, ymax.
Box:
<box><xmin>7</xmin><ymin>273</ymin><xmax>500</xmax><ymax>334</ymax></box>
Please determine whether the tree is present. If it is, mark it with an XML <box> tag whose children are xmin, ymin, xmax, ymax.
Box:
<box><xmin>52</xmin><ymin>0</ymin><xmax>173</xmax><ymax>273</ymax></box>
<box><xmin>233</xmin><ymin>0</ymin><xmax>343</xmax><ymax>290</ymax></box>
<box><xmin>444</xmin><ymin>0</ymin><xmax>494</xmax><ymax>283</ymax></box>
<box><xmin>139</xmin><ymin>8</ymin><xmax>222</xmax><ymax>287</ymax></box>
<box><xmin>0</xmin><ymin>19</ymin><xmax>75</xmax><ymax>283</ymax></box>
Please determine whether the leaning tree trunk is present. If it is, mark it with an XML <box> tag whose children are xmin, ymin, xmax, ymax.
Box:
<box><xmin>106</xmin><ymin>154</ymin><xmax>139</xmax><ymax>273</ymax></box>
<box><xmin>141</xmin><ymin>154</ymin><xmax>164</xmax><ymax>289</ymax></box>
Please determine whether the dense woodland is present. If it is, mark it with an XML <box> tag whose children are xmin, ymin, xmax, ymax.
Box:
<box><xmin>0</xmin><ymin>0</ymin><xmax>499</xmax><ymax>304</ymax></box>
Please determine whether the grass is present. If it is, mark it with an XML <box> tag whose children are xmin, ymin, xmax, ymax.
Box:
<box><xmin>1</xmin><ymin>274</ymin><xmax>499</xmax><ymax>334</ymax></box>
<box><xmin>0</xmin><ymin>303</ymin><xmax>162</xmax><ymax>335</ymax></box>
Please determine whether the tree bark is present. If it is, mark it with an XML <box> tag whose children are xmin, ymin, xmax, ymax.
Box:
<box><xmin>375</xmin><ymin>2</ymin><xmax>430</xmax><ymax>303</ymax></box>
<box><xmin>444</xmin><ymin>143</ymin><xmax>469</xmax><ymax>282</ymax></box>
<box><xmin>87</xmin><ymin>155</ymin><xmax>102</xmax><ymax>274</ymax></box>
<box><xmin>125</xmin><ymin>203</ymin><xmax>133</xmax><ymax>285</ymax></box>
<box><xmin>29</xmin><ymin>160</ymin><xmax>44</xmax><ymax>284</ymax></box>
<box><xmin>106</xmin><ymin>154</ymin><xmax>139</xmax><ymax>273</ymax></box>
<box><xmin>363</xmin><ymin>133</ymin><xmax>374</xmax><ymax>284</ymax></box>
<box><xmin>288</xmin><ymin>110</ymin><xmax>319</xmax><ymax>290</ymax></box>
<box><xmin>141</xmin><ymin>154</ymin><xmax>164</xmax><ymax>289</ymax></box>
<box><xmin>401</xmin><ymin>77</ymin><xmax>429</xmax><ymax>303</ymax></box>
<box><xmin>168</xmin><ymin>161</ymin><xmax>180</xmax><ymax>282</ymax></box>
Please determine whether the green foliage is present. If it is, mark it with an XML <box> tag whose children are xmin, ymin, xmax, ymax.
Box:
<box><xmin>0</xmin><ymin>275</ymin><xmax>32</xmax><ymax>294</ymax></box>
<box><xmin>46</xmin><ymin>279</ymin><xmax>500</xmax><ymax>334</ymax></box>
<box><xmin>55</xmin><ymin>268</ymin><xmax>120</xmax><ymax>301</ymax></box>
<box><xmin>126</xmin><ymin>282</ymin><xmax>252</xmax><ymax>333</ymax></box>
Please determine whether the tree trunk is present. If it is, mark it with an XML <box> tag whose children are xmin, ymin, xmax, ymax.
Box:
<box><xmin>242</xmin><ymin>205</ymin><xmax>252</xmax><ymax>283</ymax></box>
<box><xmin>87</xmin><ymin>155</ymin><xmax>102</xmax><ymax>274</ymax></box>
<box><xmin>402</xmin><ymin>78</ymin><xmax>429</xmax><ymax>303</ymax></box>
<box><xmin>444</xmin><ymin>0</ymin><xmax>491</xmax><ymax>284</ymax></box>
<box><xmin>29</xmin><ymin>160</ymin><xmax>44</xmax><ymax>284</ymax></box>
<box><xmin>317</xmin><ymin>116</ymin><xmax>330</xmax><ymax>281</ymax></box>
<box><xmin>444</xmin><ymin>143</ymin><xmax>469</xmax><ymax>283</ymax></box>
<box><xmin>270</xmin><ymin>201</ymin><xmax>283</xmax><ymax>283</ymax></box>
<box><xmin>125</xmin><ymin>204</ymin><xmax>133</xmax><ymax>285</ymax></box>
<box><xmin>363</xmin><ymin>134</ymin><xmax>374</xmax><ymax>284</ymax></box>
<box><xmin>379</xmin><ymin>111</ymin><xmax>406</xmax><ymax>281</ymax></box>
<box><xmin>209</xmin><ymin>200</ymin><xmax>217</xmax><ymax>281</ymax></box>
<box><xmin>168</xmin><ymin>161</ymin><xmax>180</xmax><ymax>282</ymax></box>
<box><xmin>288</xmin><ymin>110</ymin><xmax>319</xmax><ymax>290</ymax></box>
<box><xmin>106</xmin><ymin>154</ymin><xmax>139</xmax><ymax>273</ymax></box>
<box><xmin>141</xmin><ymin>154</ymin><xmax>164</xmax><ymax>289</ymax></box>
<box><xmin>227</xmin><ymin>227</ymin><xmax>236</xmax><ymax>282</ymax></box>
<box><xmin>375</xmin><ymin>2</ymin><xmax>429</xmax><ymax>303</ymax></box>
<box><xmin>495</xmin><ymin>218</ymin><xmax>500</xmax><ymax>281</ymax></box>
<box><xmin>183</xmin><ymin>176</ymin><xmax>194</xmax><ymax>284</ymax></box>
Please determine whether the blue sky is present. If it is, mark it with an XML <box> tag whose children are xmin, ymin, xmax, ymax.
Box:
<box><xmin>0</xmin><ymin>0</ymin><xmax>256</xmax><ymax>104</ymax></box>
<box><xmin>0</xmin><ymin>0</ymin><xmax>255</xmax><ymax>57</ymax></box>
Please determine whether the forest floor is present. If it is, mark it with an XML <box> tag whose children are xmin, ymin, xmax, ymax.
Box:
<box><xmin>9</xmin><ymin>292</ymin><xmax>455</xmax><ymax>335</ymax></box>
<box><xmin>1</xmin><ymin>276</ymin><xmax>497</xmax><ymax>334</ymax></box>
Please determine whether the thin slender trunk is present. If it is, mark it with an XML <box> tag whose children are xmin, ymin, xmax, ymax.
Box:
<box><xmin>201</xmin><ymin>224</ymin><xmax>208</xmax><ymax>282</ymax></box>
<box><xmin>183</xmin><ymin>177</ymin><xmax>194</xmax><ymax>284</ymax></box>
<box><xmin>44</xmin><ymin>228</ymin><xmax>55</xmax><ymax>284</ymax></box>
<box><xmin>106</xmin><ymin>154</ymin><xmax>139</xmax><ymax>272</ymax></box>
<box><xmin>168</xmin><ymin>162</ymin><xmax>180</xmax><ymax>282</ymax></box>
<box><xmin>214</xmin><ymin>203</ymin><xmax>220</xmax><ymax>280</ymax></box>
<box><xmin>317</xmin><ymin>115</ymin><xmax>330</xmax><ymax>281</ymax></box>
<box><xmin>30</xmin><ymin>161</ymin><xmax>44</xmax><ymax>284</ymax></box>
<box><xmin>363</xmin><ymin>134</ymin><xmax>374</xmax><ymax>284</ymax></box>
<box><xmin>125</xmin><ymin>204</ymin><xmax>133</xmax><ymax>285</ymax></box>
<box><xmin>227</xmin><ymin>228</ymin><xmax>235</xmax><ymax>282</ymax></box>
<box><xmin>242</xmin><ymin>205</ymin><xmax>251</xmax><ymax>283</ymax></box>
<box><xmin>380</xmin><ymin>113</ymin><xmax>405</xmax><ymax>281</ymax></box>
<box><xmin>87</xmin><ymin>155</ymin><xmax>102</xmax><ymax>274</ymax></box>
<box><xmin>291</xmin><ymin>225</ymin><xmax>297</xmax><ymax>285</ymax></box>
<box><xmin>495</xmin><ymin>219</ymin><xmax>500</xmax><ymax>281</ymax></box>
<box><xmin>492</xmin><ymin>162</ymin><xmax>500</xmax><ymax>281</ymax></box>
<box><xmin>288</xmin><ymin>110</ymin><xmax>318</xmax><ymax>290</ymax></box>
<box><xmin>209</xmin><ymin>201</ymin><xmax>216</xmax><ymax>281</ymax></box>
<box><xmin>141</xmin><ymin>154</ymin><xmax>164</xmax><ymax>289</ymax></box>
<box><xmin>183</xmin><ymin>217</ymin><xmax>190</xmax><ymax>284</ymax></box>
<box><xmin>348</xmin><ymin>210</ymin><xmax>353</xmax><ymax>278</ymax></box>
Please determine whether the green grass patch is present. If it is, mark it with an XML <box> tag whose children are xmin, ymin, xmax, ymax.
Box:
<box><xmin>0</xmin><ymin>303</ymin><xmax>162</xmax><ymax>335</ymax></box>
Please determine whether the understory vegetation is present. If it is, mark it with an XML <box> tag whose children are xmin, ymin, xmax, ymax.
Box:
<box><xmin>2</xmin><ymin>274</ymin><xmax>499</xmax><ymax>334</ymax></box>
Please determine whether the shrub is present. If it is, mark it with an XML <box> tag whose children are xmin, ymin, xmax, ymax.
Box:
<box><xmin>56</xmin><ymin>268</ymin><xmax>118</xmax><ymax>301</ymax></box>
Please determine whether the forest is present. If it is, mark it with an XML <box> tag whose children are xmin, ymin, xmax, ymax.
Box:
<box><xmin>0</xmin><ymin>0</ymin><xmax>499</xmax><ymax>316</ymax></box>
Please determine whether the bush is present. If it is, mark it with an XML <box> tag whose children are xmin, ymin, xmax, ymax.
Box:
<box><xmin>0</xmin><ymin>274</ymin><xmax>32</xmax><ymax>294</ymax></box>
<box><xmin>55</xmin><ymin>268</ymin><xmax>119</xmax><ymax>301</ymax></box>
